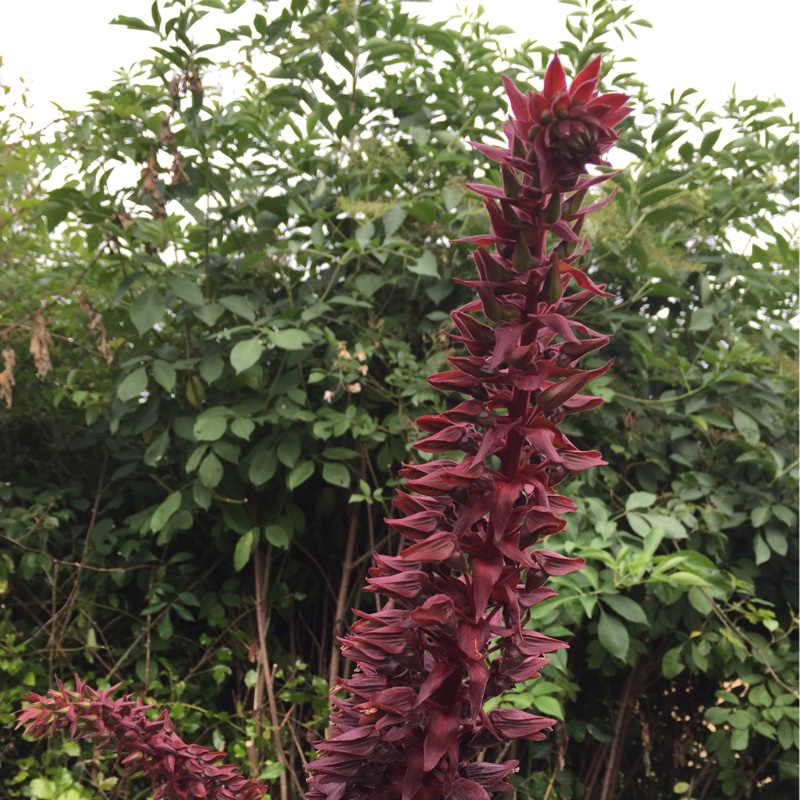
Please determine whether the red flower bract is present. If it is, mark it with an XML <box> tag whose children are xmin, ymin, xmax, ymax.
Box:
<box><xmin>15</xmin><ymin>676</ymin><xmax>267</xmax><ymax>800</ymax></box>
<box><xmin>306</xmin><ymin>57</ymin><xmax>631</xmax><ymax>800</ymax></box>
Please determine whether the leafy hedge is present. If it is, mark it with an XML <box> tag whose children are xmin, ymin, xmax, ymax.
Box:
<box><xmin>1</xmin><ymin>1</ymin><xmax>796</xmax><ymax>798</ymax></box>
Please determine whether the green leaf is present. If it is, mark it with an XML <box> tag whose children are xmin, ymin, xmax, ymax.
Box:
<box><xmin>597</xmin><ymin>611</ymin><xmax>629</xmax><ymax>658</ymax></box>
<box><xmin>233</xmin><ymin>529</ymin><xmax>256</xmax><ymax>571</ymax></box>
<box><xmin>117</xmin><ymin>367</ymin><xmax>148</xmax><ymax>402</ymax></box>
<box><xmin>534</xmin><ymin>696</ymin><xmax>563</xmax><ymax>720</ymax></box>
<box><xmin>602</xmin><ymin>595</ymin><xmax>648</xmax><ymax>625</ymax></box>
<box><xmin>626</xmin><ymin>511</ymin><xmax>651</xmax><ymax>537</ymax></box>
<box><xmin>219</xmin><ymin>295</ymin><xmax>256</xmax><ymax>322</ymax></box>
<box><xmin>409</xmin><ymin>251</ymin><xmax>439</xmax><ymax>278</ymax></box>
<box><xmin>199</xmin><ymin>353</ymin><xmax>225</xmax><ymax>384</ymax></box>
<box><xmin>157</xmin><ymin>612</ymin><xmax>173</xmax><ymax>640</ymax></box>
<box><xmin>111</xmin><ymin>14</ymin><xmax>156</xmax><ymax>31</ymax></box>
<box><xmin>730</xmin><ymin>727</ymin><xmax>749</xmax><ymax>751</ymax></box>
<box><xmin>732</xmin><ymin>408</ymin><xmax>760</xmax><ymax>445</ymax></box>
<box><xmin>185</xmin><ymin>445</ymin><xmax>208</xmax><ymax>473</ymax></box>
<box><xmin>193</xmin><ymin>411</ymin><xmax>229</xmax><ymax>441</ymax></box>
<box><xmin>288</xmin><ymin>461</ymin><xmax>314</xmax><ymax>490</ymax></box>
<box><xmin>662</xmin><ymin>645</ymin><xmax>684</xmax><ymax>679</ymax></box>
<box><xmin>268</xmin><ymin>329</ymin><xmax>312</xmax><ymax>350</ymax></box>
<box><xmin>198</xmin><ymin>453</ymin><xmax>224</xmax><ymax>488</ymax></box>
<box><xmin>230</xmin><ymin>418</ymin><xmax>256</xmax><ymax>440</ymax></box>
<box><xmin>248</xmin><ymin>441</ymin><xmax>278</xmax><ymax>486</ymax></box>
<box><xmin>765</xmin><ymin>527</ymin><xmax>788</xmax><ymax>556</ymax></box>
<box><xmin>754</xmin><ymin>534</ymin><xmax>771</xmax><ymax>565</ymax></box>
<box><xmin>699</xmin><ymin>129</ymin><xmax>721</xmax><ymax>156</ymax></box>
<box><xmin>194</xmin><ymin>302</ymin><xmax>225</xmax><ymax>326</ymax></box>
<box><xmin>382</xmin><ymin>206</ymin><xmax>407</xmax><ymax>237</ymax></box>
<box><xmin>355</xmin><ymin>222</ymin><xmax>375</xmax><ymax>249</ymax></box>
<box><xmin>322</xmin><ymin>447</ymin><xmax>360</xmax><ymax>461</ymax></box>
<box><xmin>264</xmin><ymin>524</ymin><xmax>291</xmax><ymax>549</ymax></box>
<box><xmin>144</xmin><ymin>429</ymin><xmax>170</xmax><ymax>466</ymax></box>
<box><xmin>151</xmin><ymin>360</ymin><xmax>177</xmax><ymax>392</ymax></box>
<box><xmin>231</xmin><ymin>337</ymin><xmax>264</xmax><ymax>373</ymax></box>
<box><xmin>168</xmin><ymin>276</ymin><xmax>205</xmax><ymax>305</ymax></box>
<box><xmin>130</xmin><ymin>287</ymin><xmax>165</xmax><ymax>334</ymax></box>
<box><xmin>625</xmin><ymin>491</ymin><xmax>657</xmax><ymax>511</ymax></box>
<box><xmin>322</xmin><ymin>461</ymin><xmax>350</xmax><ymax>488</ymax></box>
<box><xmin>749</xmin><ymin>505</ymin><xmax>771</xmax><ymax>528</ymax></box>
<box><xmin>151</xmin><ymin>491</ymin><xmax>181</xmax><ymax>532</ymax></box>
<box><xmin>277</xmin><ymin>436</ymin><xmax>301</xmax><ymax>468</ymax></box>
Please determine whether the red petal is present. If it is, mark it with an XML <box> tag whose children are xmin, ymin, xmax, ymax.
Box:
<box><xmin>543</xmin><ymin>54</ymin><xmax>567</xmax><ymax>98</ymax></box>
<box><xmin>501</xmin><ymin>74</ymin><xmax>530</xmax><ymax>120</ymax></box>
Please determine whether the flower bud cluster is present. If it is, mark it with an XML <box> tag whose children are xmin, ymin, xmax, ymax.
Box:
<box><xmin>307</xmin><ymin>56</ymin><xmax>631</xmax><ymax>800</ymax></box>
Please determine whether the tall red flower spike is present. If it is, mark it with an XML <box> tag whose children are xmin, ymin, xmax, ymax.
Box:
<box><xmin>15</xmin><ymin>676</ymin><xmax>267</xmax><ymax>800</ymax></box>
<box><xmin>306</xmin><ymin>55</ymin><xmax>631</xmax><ymax>800</ymax></box>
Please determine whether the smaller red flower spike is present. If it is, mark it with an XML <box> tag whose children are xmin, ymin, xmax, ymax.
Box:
<box><xmin>15</xmin><ymin>676</ymin><xmax>267</xmax><ymax>800</ymax></box>
<box><xmin>307</xmin><ymin>56</ymin><xmax>631</xmax><ymax>800</ymax></box>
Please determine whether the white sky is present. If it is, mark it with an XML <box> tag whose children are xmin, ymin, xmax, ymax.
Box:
<box><xmin>1</xmin><ymin>0</ymin><xmax>798</xmax><ymax>129</ymax></box>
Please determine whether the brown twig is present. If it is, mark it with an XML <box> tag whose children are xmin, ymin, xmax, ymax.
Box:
<box><xmin>327</xmin><ymin>507</ymin><xmax>360</xmax><ymax>696</ymax></box>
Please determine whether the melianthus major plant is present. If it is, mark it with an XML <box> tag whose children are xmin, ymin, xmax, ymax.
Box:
<box><xmin>15</xmin><ymin>54</ymin><xmax>631</xmax><ymax>800</ymax></box>
<box><xmin>305</xmin><ymin>56</ymin><xmax>631</xmax><ymax>800</ymax></box>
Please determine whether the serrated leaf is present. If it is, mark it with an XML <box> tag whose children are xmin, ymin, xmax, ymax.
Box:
<box><xmin>117</xmin><ymin>367</ymin><xmax>148</xmax><ymax>402</ymax></box>
<box><xmin>151</xmin><ymin>491</ymin><xmax>181</xmax><ymax>532</ymax></box>
<box><xmin>111</xmin><ymin>14</ymin><xmax>155</xmax><ymax>31</ymax></box>
<box><xmin>268</xmin><ymin>329</ymin><xmax>312</xmax><ymax>350</ymax></box>
<box><xmin>231</xmin><ymin>337</ymin><xmax>264</xmax><ymax>373</ymax></box>
<box><xmin>322</xmin><ymin>461</ymin><xmax>350</xmax><ymax>488</ymax></box>
<box><xmin>151</xmin><ymin>360</ymin><xmax>177</xmax><ymax>392</ymax></box>
<box><xmin>288</xmin><ymin>461</ymin><xmax>314</xmax><ymax>490</ymax></box>
<box><xmin>130</xmin><ymin>287</ymin><xmax>165</xmax><ymax>334</ymax></box>
<box><xmin>233</xmin><ymin>529</ymin><xmax>256</xmax><ymax>571</ymax></box>
<box><xmin>198</xmin><ymin>453</ymin><xmax>224</xmax><ymax>488</ymax></box>
<box><xmin>597</xmin><ymin>611</ymin><xmax>629</xmax><ymax>658</ymax></box>
<box><xmin>602</xmin><ymin>595</ymin><xmax>648</xmax><ymax>625</ymax></box>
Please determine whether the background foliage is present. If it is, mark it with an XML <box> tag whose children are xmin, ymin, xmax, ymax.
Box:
<box><xmin>1</xmin><ymin>1</ymin><xmax>797</xmax><ymax>799</ymax></box>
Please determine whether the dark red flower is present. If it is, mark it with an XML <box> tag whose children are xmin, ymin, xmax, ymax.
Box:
<box><xmin>15</xmin><ymin>676</ymin><xmax>267</xmax><ymax>800</ymax></box>
<box><xmin>307</xmin><ymin>54</ymin><xmax>630</xmax><ymax>800</ymax></box>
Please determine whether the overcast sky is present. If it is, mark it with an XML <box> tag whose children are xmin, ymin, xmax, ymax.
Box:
<box><xmin>2</xmin><ymin>0</ymin><xmax>798</xmax><ymax>127</ymax></box>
